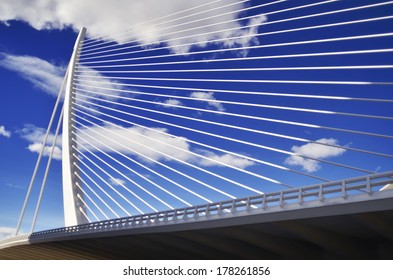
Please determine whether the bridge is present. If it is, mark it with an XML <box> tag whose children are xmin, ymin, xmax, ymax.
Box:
<box><xmin>1</xmin><ymin>0</ymin><xmax>393</xmax><ymax>259</ymax></box>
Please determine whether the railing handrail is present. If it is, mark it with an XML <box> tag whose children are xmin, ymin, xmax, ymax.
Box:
<box><xmin>0</xmin><ymin>234</ymin><xmax>30</xmax><ymax>247</ymax></box>
<box><xmin>1</xmin><ymin>171</ymin><xmax>392</xmax><ymax>247</ymax></box>
<box><xmin>29</xmin><ymin>171</ymin><xmax>393</xmax><ymax>237</ymax></box>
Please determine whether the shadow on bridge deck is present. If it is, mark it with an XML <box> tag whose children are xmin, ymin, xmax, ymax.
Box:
<box><xmin>1</xmin><ymin>209</ymin><xmax>393</xmax><ymax>260</ymax></box>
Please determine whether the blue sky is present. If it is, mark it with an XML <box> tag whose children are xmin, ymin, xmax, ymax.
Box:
<box><xmin>0</xmin><ymin>22</ymin><xmax>74</xmax><ymax>237</ymax></box>
<box><xmin>0</xmin><ymin>0</ymin><xmax>392</xmax><ymax>239</ymax></box>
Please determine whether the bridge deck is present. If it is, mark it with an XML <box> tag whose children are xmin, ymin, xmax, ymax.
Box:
<box><xmin>1</xmin><ymin>209</ymin><xmax>393</xmax><ymax>259</ymax></box>
<box><xmin>1</xmin><ymin>188</ymin><xmax>393</xmax><ymax>259</ymax></box>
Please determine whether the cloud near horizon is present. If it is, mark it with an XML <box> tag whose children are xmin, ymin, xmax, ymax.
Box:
<box><xmin>0</xmin><ymin>227</ymin><xmax>15</xmax><ymax>240</ymax></box>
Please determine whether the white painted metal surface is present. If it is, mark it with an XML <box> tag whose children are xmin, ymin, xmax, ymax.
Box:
<box><xmin>62</xmin><ymin>27</ymin><xmax>89</xmax><ymax>226</ymax></box>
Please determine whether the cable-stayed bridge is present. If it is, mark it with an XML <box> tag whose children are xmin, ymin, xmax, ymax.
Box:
<box><xmin>1</xmin><ymin>0</ymin><xmax>393</xmax><ymax>259</ymax></box>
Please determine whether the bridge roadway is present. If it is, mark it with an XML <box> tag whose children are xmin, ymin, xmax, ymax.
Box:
<box><xmin>1</xmin><ymin>173</ymin><xmax>393</xmax><ymax>259</ymax></box>
<box><xmin>0</xmin><ymin>187</ymin><xmax>393</xmax><ymax>259</ymax></box>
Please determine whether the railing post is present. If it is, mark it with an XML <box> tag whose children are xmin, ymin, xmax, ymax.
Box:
<box><xmin>298</xmin><ymin>188</ymin><xmax>304</xmax><ymax>205</ymax></box>
<box><xmin>366</xmin><ymin>176</ymin><xmax>372</xmax><ymax>195</ymax></box>
<box><xmin>163</xmin><ymin>211</ymin><xmax>169</xmax><ymax>223</ymax></box>
<box><xmin>146</xmin><ymin>215</ymin><xmax>152</xmax><ymax>225</ymax></box>
<box><xmin>193</xmin><ymin>206</ymin><xmax>199</xmax><ymax>218</ymax></box>
<box><xmin>152</xmin><ymin>214</ymin><xmax>159</xmax><ymax>224</ymax></box>
<box><xmin>262</xmin><ymin>194</ymin><xmax>267</xmax><ymax>210</ymax></box>
<box><xmin>319</xmin><ymin>184</ymin><xmax>325</xmax><ymax>202</ymax></box>
<box><xmin>205</xmin><ymin>204</ymin><xmax>211</xmax><ymax>218</ymax></box>
<box><xmin>341</xmin><ymin>180</ymin><xmax>347</xmax><ymax>199</ymax></box>
<box><xmin>246</xmin><ymin>197</ymin><xmax>251</xmax><ymax>211</ymax></box>
<box><xmin>218</xmin><ymin>202</ymin><xmax>224</xmax><ymax>215</ymax></box>
<box><xmin>182</xmin><ymin>208</ymin><xmax>188</xmax><ymax>221</ymax></box>
<box><xmin>231</xmin><ymin>200</ymin><xmax>237</xmax><ymax>213</ymax></box>
<box><xmin>128</xmin><ymin>217</ymin><xmax>134</xmax><ymax>227</ymax></box>
<box><xmin>279</xmin><ymin>191</ymin><xmax>285</xmax><ymax>208</ymax></box>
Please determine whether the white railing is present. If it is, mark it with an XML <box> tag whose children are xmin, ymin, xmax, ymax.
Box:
<box><xmin>21</xmin><ymin>170</ymin><xmax>393</xmax><ymax>241</ymax></box>
<box><xmin>0</xmin><ymin>234</ymin><xmax>30</xmax><ymax>249</ymax></box>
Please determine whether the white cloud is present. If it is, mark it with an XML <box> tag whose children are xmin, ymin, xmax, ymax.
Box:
<box><xmin>0</xmin><ymin>0</ymin><xmax>266</xmax><ymax>54</ymax></box>
<box><xmin>108</xmin><ymin>177</ymin><xmax>126</xmax><ymax>186</ymax></box>
<box><xmin>17</xmin><ymin>124</ymin><xmax>62</xmax><ymax>160</ymax></box>
<box><xmin>76</xmin><ymin>66</ymin><xmax>126</xmax><ymax>98</ymax></box>
<box><xmin>0</xmin><ymin>125</ymin><xmax>11</xmax><ymax>138</ymax></box>
<box><xmin>0</xmin><ymin>53</ymin><xmax>125</xmax><ymax>101</ymax></box>
<box><xmin>27</xmin><ymin>142</ymin><xmax>62</xmax><ymax>160</ymax></box>
<box><xmin>0</xmin><ymin>53</ymin><xmax>64</xmax><ymax>96</ymax></box>
<box><xmin>0</xmin><ymin>227</ymin><xmax>14</xmax><ymax>240</ymax></box>
<box><xmin>74</xmin><ymin>66</ymin><xmax>129</xmax><ymax>115</ymax></box>
<box><xmin>190</xmin><ymin>91</ymin><xmax>225</xmax><ymax>112</ymax></box>
<box><xmin>17</xmin><ymin>122</ymin><xmax>253</xmax><ymax>169</ymax></box>
<box><xmin>159</xmin><ymin>99</ymin><xmax>183</xmax><ymax>108</ymax></box>
<box><xmin>77</xmin><ymin>123</ymin><xmax>253</xmax><ymax>169</ymax></box>
<box><xmin>6</xmin><ymin>183</ymin><xmax>24</xmax><ymax>189</ymax></box>
<box><xmin>223</xmin><ymin>14</ymin><xmax>267</xmax><ymax>57</ymax></box>
<box><xmin>18</xmin><ymin>124</ymin><xmax>59</xmax><ymax>145</ymax></box>
<box><xmin>78</xmin><ymin>123</ymin><xmax>192</xmax><ymax>163</ymax></box>
<box><xmin>196</xmin><ymin>150</ymin><xmax>254</xmax><ymax>169</ymax></box>
<box><xmin>284</xmin><ymin>138</ymin><xmax>347</xmax><ymax>172</ymax></box>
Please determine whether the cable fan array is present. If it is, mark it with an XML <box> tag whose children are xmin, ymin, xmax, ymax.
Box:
<box><xmin>62</xmin><ymin>0</ymin><xmax>393</xmax><ymax>223</ymax></box>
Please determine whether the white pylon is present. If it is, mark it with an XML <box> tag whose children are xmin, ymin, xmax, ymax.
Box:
<box><xmin>62</xmin><ymin>27</ymin><xmax>89</xmax><ymax>227</ymax></box>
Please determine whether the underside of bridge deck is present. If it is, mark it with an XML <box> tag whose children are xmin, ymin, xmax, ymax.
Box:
<box><xmin>1</xmin><ymin>209</ymin><xmax>393</xmax><ymax>260</ymax></box>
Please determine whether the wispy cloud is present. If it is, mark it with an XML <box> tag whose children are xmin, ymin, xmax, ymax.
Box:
<box><xmin>17</xmin><ymin>124</ymin><xmax>62</xmax><ymax>160</ymax></box>
<box><xmin>0</xmin><ymin>227</ymin><xmax>14</xmax><ymax>240</ymax></box>
<box><xmin>6</xmin><ymin>183</ymin><xmax>24</xmax><ymax>190</ymax></box>
<box><xmin>196</xmin><ymin>150</ymin><xmax>254</xmax><ymax>169</ymax></box>
<box><xmin>18</xmin><ymin>124</ymin><xmax>59</xmax><ymax>144</ymax></box>
<box><xmin>158</xmin><ymin>94</ymin><xmax>226</xmax><ymax>112</ymax></box>
<box><xmin>0</xmin><ymin>0</ymin><xmax>266</xmax><ymax>55</ymax></box>
<box><xmin>0</xmin><ymin>53</ymin><xmax>125</xmax><ymax>102</ymax></box>
<box><xmin>221</xmin><ymin>14</ymin><xmax>267</xmax><ymax>57</ymax></box>
<box><xmin>284</xmin><ymin>138</ymin><xmax>347</xmax><ymax>172</ymax></box>
<box><xmin>159</xmin><ymin>98</ymin><xmax>183</xmax><ymax>108</ymax></box>
<box><xmin>76</xmin><ymin>65</ymin><xmax>127</xmax><ymax>98</ymax></box>
<box><xmin>74</xmin><ymin>66</ymin><xmax>128</xmax><ymax>114</ymax></box>
<box><xmin>108</xmin><ymin>177</ymin><xmax>126</xmax><ymax>186</ymax></box>
<box><xmin>0</xmin><ymin>125</ymin><xmax>11</xmax><ymax>138</ymax></box>
<box><xmin>190</xmin><ymin>91</ymin><xmax>225</xmax><ymax>112</ymax></box>
<box><xmin>0</xmin><ymin>53</ymin><xmax>64</xmax><ymax>96</ymax></box>
<box><xmin>77</xmin><ymin>123</ymin><xmax>253</xmax><ymax>169</ymax></box>
<box><xmin>26</xmin><ymin>142</ymin><xmax>62</xmax><ymax>160</ymax></box>
<box><xmin>17</xmin><ymin>122</ymin><xmax>254</xmax><ymax>169</ymax></box>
